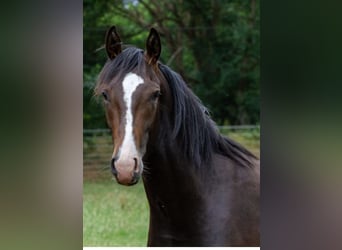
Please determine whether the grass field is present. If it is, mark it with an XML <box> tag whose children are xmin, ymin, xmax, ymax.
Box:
<box><xmin>83</xmin><ymin>181</ymin><xmax>149</xmax><ymax>246</ymax></box>
<box><xmin>83</xmin><ymin>129</ymin><xmax>259</xmax><ymax>246</ymax></box>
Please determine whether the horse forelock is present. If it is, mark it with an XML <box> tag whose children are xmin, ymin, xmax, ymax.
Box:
<box><xmin>95</xmin><ymin>47</ymin><xmax>145</xmax><ymax>95</ymax></box>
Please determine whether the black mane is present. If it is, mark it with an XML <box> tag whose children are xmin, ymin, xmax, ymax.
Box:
<box><xmin>96</xmin><ymin>47</ymin><xmax>256</xmax><ymax>168</ymax></box>
<box><xmin>158</xmin><ymin>63</ymin><xmax>256</xmax><ymax>168</ymax></box>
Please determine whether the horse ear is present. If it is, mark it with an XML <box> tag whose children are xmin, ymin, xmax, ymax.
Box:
<box><xmin>145</xmin><ymin>28</ymin><xmax>161</xmax><ymax>65</ymax></box>
<box><xmin>105</xmin><ymin>26</ymin><xmax>122</xmax><ymax>60</ymax></box>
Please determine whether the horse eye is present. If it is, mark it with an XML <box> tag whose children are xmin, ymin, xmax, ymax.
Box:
<box><xmin>151</xmin><ymin>90</ymin><xmax>161</xmax><ymax>101</ymax></box>
<box><xmin>102</xmin><ymin>91</ymin><xmax>108</xmax><ymax>101</ymax></box>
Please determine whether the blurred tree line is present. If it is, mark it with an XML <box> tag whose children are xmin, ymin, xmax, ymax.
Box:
<box><xmin>84</xmin><ymin>0</ymin><xmax>259</xmax><ymax>128</ymax></box>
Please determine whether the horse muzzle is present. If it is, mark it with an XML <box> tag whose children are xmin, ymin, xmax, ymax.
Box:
<box><xmin>111</xmin><ymin>156</ymin><xmax>141</xmax><ymax>185</ymax></box>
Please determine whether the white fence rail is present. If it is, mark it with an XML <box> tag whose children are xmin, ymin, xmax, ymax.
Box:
<box><xmin>83</xmin><ymin>125</ymin><xmax>259</xmax><ymax>134</ymax></box>
<box><xmin>83</xmin><ymin>125</ymin><xmax>259</xmax><ymax>171</ymax></box>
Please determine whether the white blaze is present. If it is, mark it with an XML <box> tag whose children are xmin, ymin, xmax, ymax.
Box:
<box><xmin>116</xmin><ymin>72</ymin><xmax>144</xmax><ymax>161</ymax></box>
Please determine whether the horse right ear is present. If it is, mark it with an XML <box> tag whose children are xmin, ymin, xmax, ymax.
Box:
<box><xmin>105</xmin><ymin>26</ymin><xmax>122</xmax><ymax>60</ymax></box>
<box><xmin>145</xmin><ymin>28</ymin><xmax>161</xmax><ymax>65</ymax></box>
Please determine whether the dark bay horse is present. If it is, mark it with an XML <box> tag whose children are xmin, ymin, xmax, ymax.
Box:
<box><xmin>95</xmin><ymin>26</ymin><xmax>260</xmax><ymax>246</ymax></box>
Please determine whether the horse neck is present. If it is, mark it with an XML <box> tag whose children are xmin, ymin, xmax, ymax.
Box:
<box><xmin>143</xmin><ymin>114</ymin><xmax>206</xmax><ymax>198</ymax></box>
<box><xmin>142</xmin><ymin>75</ymin><xmax>210</xmax><ymax>197</ymax></box>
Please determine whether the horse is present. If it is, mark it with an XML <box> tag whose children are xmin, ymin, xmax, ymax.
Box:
<box><xmin>94</xmin><ymin>26</ymin><xmax>260</xmax><ymax>246</ymax></box>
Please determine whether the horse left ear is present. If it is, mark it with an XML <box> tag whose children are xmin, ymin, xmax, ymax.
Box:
<box><xmin>145</xmin><ymin>28</ymin><xmax>161</xmax><ymax>65</ymax></box>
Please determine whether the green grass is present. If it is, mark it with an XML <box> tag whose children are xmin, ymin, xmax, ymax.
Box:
<box><xmin>83</xmin><ymin>129</ymin><xmax>259</xmax><ymax>246</ymax></box>
<box><xmin>225</xmin><ymin>129</ymin><xmax>260</xmax><ymax>157</ymax></box>
<box><xmin>83</xmin><ymin>180</ymin><xmax>149</xmax><ymax>246</ymax></box>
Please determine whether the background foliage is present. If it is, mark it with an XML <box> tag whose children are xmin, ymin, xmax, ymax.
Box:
<box><xmin>83</xmin><ymin>0</ymin><xmax>259</xmax><ymax>128</ymax></box>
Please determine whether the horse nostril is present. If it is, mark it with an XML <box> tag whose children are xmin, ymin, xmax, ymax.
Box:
<box><xmin>132</xmin><ymin>171</ymin><xmax>140</xmax><ymax>184</ymax></box>
<box><xmin>111</xmin><ymin>158</ymin><xmax>118</xmax><ymax>176</ymax></box>
<box><xmin>133</xmin><ymin>157</ymin><xmax>138</xmax><ymax>172</ymax></box>
<box><xmin>112</xmin><ymin>155</ymin><xmax>119</xmax><ymax>162</ymax></box>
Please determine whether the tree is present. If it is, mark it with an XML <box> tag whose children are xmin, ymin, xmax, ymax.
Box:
<box><xmin>83</xmin><ymin>0</ymin><xmax>259</xmax><ymax>128</ymax></box>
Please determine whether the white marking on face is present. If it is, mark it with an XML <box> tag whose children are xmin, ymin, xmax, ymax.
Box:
<box><xmin>116</xmin><ymin>72</ymin><xmax>144</xmax><ymax>163</ymax></box>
